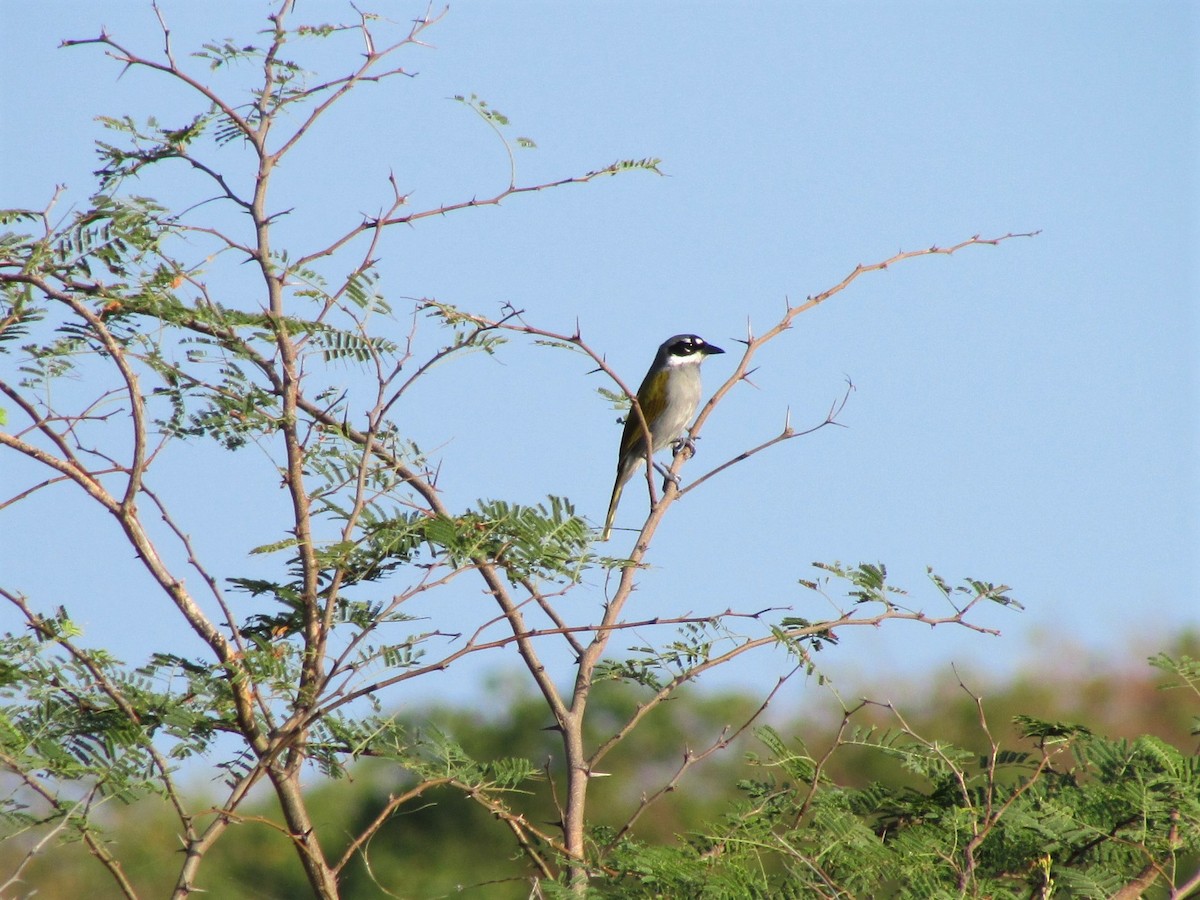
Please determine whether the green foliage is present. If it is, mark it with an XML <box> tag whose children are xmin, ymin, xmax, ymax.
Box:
<box><xmin>1151</xmin><ymin>651</ymin><xmax>1200</xmax><ymax>737</ymax></box>
<box><xmin>802</xmin><ymin>561</ymin><xmax>1022</xmax><ymax>615</ymax></box>
<box><xmin>591</xmin><ymin>682</ymin><xmax>1200</xmax><ymax>899</ymax></box>
<box><xmin>2</xmin><ymin>648</ymin><xmax>1198</xmax><ymax>897</ymax></box>
<box><xmin>0</xmin><ymin>622</ymin><xmax>209</xmax><ymax>813</ymax></box>
<box><xmin>595</xmin><ymin>619</ymin><xmax>731</xmax><ymax>690</ymax></box>
<box><xmin>94</xmin><ymin>113</ymin><xmax>213</xmax><ymax>191</ymax></box>
<box><xmin>421</xmin><ymin>496</ymin><xmax>592</xmax><ymax>584</ymax></box>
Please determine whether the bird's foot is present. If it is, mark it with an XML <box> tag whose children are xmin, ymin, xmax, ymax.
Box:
<box><xmin>654</xmin><ymin>461</ymin><xmax>682</xmax><ymax>490</ymax></box>
<box><xmin>671</xmin><ymin>435</ymin><xmax>698</xmax><ymax>459</ymax></box>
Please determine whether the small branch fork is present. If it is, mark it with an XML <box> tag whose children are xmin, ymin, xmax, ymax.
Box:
<box><xmin>0</xmin><ymin>765</ymin><xmax>136</xmax><ymax>900</ymax></box>
<box><xmin>601</xmin><ymin>666</ymin><xmax>801</xmax><ymax>854</ymax></box>
<box><xmin>829</xmin><ymin>674</ymin><xmax>1066</xmax><ymax>895</ymax></box>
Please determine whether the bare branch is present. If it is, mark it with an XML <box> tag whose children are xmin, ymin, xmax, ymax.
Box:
<box><xmin>604</xmin><ymin>667</ymin><xmax>799</xmax><ymax>852</ymax></box>
<box><xmin>680</xmin><ymin>377</ymin><xmax>854</xmax><ymax>496</ymax></box>
<box><xmin>332</xmin><ymin>778</ymin><xmax>453</xmax><ymax>874</ymax></box>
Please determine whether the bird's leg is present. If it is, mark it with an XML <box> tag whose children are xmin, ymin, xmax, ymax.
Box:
<box><xmin>654</xmin><ymin>460</ymin><xmax>681</xmax><ymax>490</ymax></box>
<box><xmin>658</xmin><ymin>433</ymin><xmax>700</xmax><ymax>490</ymax></box>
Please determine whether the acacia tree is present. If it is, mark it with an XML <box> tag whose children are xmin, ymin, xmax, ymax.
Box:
<box><xmin>0</xmin><ymin>4</ymin><xmax>1084</xmax><ymax>897</ymax></box>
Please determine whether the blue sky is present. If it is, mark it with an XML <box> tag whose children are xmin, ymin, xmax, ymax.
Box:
<box><xmin>1</xmin><ymin>2</ymin><xmax>1197</xmax><ymax>711</ymax></box>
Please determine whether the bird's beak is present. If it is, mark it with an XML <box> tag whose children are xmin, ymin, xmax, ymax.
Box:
<box><xmin>707</xmin><ymin>342</ymin><xmax>725</xmax><ymax>355</ymax></box>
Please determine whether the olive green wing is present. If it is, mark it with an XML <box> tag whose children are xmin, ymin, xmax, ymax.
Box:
<box><xmin>618</xmin><ymin>368</ymin><xmax>668</xmax><ymax>461</ymax></box>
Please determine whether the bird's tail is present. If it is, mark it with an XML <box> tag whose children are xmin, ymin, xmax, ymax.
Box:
<box><xmin>601</xmin><ymin>481</ymin><xmax>624</xmax><ymax>541</ymax></box>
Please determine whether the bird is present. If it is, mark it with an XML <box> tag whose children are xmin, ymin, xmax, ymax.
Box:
<box><xmin>602</xmin><ymin>333</ymin><xmax>725</xmax><ymax>540</ymax></box>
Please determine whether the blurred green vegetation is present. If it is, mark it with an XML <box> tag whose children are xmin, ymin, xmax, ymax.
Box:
<box><xmin>4</xmin><ymin>633</ymin><xmax>1196</xmax><ymax>898</ymax></box>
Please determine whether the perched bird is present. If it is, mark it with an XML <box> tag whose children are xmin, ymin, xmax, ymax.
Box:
<box><xmin>602</xmin><ymin>334</ymin><xmax>725</xmax><ymax>540</ymax></box>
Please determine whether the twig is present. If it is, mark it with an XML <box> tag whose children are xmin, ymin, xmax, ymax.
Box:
<box><xmin>604</xmin><ymin>666</ymin><xmax>800</xmax><ymax>851</ymax></box>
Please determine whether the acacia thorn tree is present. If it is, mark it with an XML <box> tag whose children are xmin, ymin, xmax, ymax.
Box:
<box><xmin>10</xmin><ymin>4</ymin><xmax>1183</xmax><ymax>900</ymax></box>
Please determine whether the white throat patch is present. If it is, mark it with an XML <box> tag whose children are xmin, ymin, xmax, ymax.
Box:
<box><xmin>665</xmin><ymin>352</ymin><xmax>705</xmax><ymax>368</ymax></box>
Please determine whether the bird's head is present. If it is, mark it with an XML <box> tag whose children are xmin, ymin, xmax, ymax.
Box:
<box><xmin>658</xmin><ymin>334</ymin><xmax>725</xmax><ymax>368</ymax></box>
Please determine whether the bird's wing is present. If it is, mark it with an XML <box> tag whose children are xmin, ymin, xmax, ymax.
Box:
<box><xmin>618</xmin><ymin>369</ymin><xmax>669</xmax><ymax>461</ymax></box>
